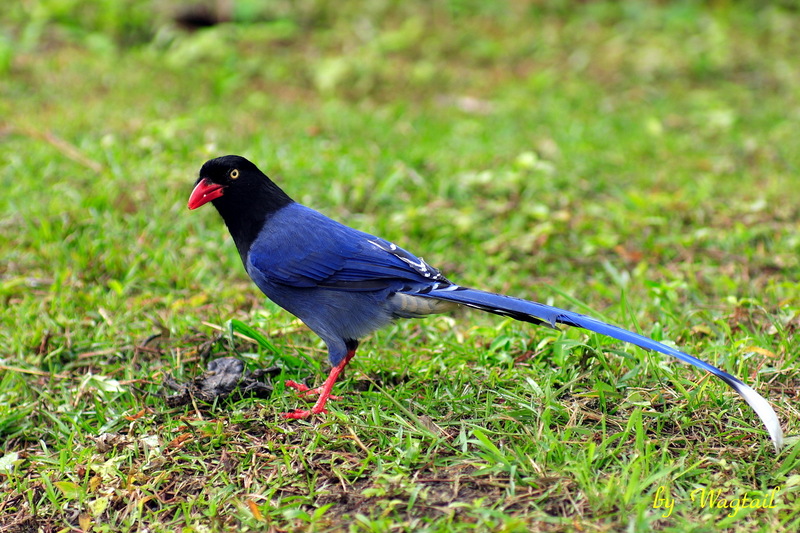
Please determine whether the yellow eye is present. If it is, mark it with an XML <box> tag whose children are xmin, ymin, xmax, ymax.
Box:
<box><xmin>230</xmin><ymin>169</ymin><xmax>240</xmax><ymax>179</ymax></box>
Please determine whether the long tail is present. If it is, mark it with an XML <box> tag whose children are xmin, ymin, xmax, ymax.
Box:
<box><xmin>411</xmin><ymin>284</ymin><xmax>783</xmax><ymax>450</ymax></box>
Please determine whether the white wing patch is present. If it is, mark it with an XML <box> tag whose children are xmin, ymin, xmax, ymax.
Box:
<box><xmin>368</xmin><ymin>239</ymin><xmax>446</xmax><ymax>280</ymax></box>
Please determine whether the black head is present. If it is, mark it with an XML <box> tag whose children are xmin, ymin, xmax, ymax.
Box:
<box><xmin>189</xmin><ymin>155</ymin><xmax>294</xmax><ymax>260</ymax></box>
<box><xmin>188</xmin><ymin>155</ymin><xmax>291</xmax><ymax>210</ymax></box>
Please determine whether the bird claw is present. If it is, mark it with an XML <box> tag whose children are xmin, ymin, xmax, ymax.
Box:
<box><xmin>280</xmin><ymin>351</ymin><xmax>354</xmax><ymax>421</ymax></box>
<box><xmin>280</xmin><ymin>408</ymin><xmax>328</xmax><ymax>420</ymax></box>
<box><xmin>281</xmin><ymin>380</ymin><xmax>337</xmax><ymax>419</ymax></box>
<box><xmin>284</xmin><ymin>380</ymin><xmax>342</xmax><ymax>400</ymax></box>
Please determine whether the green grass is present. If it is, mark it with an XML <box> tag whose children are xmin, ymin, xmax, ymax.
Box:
<box><xmin>2</xmin><ymin>1</ymin><xmax>800</xmax><ymax>531</ymax></box>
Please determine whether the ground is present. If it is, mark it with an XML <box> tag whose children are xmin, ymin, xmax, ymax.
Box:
<box><xmin>1</xmin><ymin>1</ymin><xmax>799</xmax><ymax>531</ymax></box>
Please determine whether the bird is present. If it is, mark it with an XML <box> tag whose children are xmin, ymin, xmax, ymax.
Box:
<box><xmin>188</xmin><ymin>154</ymin><xmax>782</xmax><ymax>450</ymax></box>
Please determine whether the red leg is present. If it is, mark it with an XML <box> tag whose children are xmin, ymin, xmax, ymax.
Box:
<box><xmin>281</xmin><ymin>350</ymin><xmax>355</xmax><ymax>419</ymax></box>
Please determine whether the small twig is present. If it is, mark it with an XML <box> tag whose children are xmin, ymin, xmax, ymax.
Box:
<box><xmin>10</xmin><ymin>124</ymin><xmax>105</xmax><ymax>173</ymax></box>
<box><xmin>0</xmin><ymin>364</ymin><xmax>70</xmax><ymax>380</ymax></box>
<box><xmin>77</xmin><ymin>347</ymin><xmax>127</xmax><ymax>359</ymax></box>
<box><xmin>36</xmin><ymin>332</ymin><xmax>52</xmax><ymax>356</ymax></box>
<box><xmin>347</xmin><ymin>427</ymin><xmax>372</xmax><ymax>456</ymax></box>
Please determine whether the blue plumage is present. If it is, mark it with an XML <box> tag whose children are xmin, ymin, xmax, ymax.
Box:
<box><xmin>189</xmin><ymin>155</ymin><xmax>783</xmax><ymax>449</ymax></box>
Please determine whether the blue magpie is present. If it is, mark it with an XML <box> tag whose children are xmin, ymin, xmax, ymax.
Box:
<box><xmin>188</xmin><ymin>155</ymin><xmax>782</xmax><ymax>450</ymax></box>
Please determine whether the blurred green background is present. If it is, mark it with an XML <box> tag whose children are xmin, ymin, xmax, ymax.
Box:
<box><xmin>1</xmin><ymin>1</ymin><xmax>799</xmax><ymax>531</ymax></box>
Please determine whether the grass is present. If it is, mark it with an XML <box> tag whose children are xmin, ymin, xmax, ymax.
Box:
<box><xmin>2</xmin><ymin>1</ymin><xmax>800</xmax><ymax>531</ymax></box>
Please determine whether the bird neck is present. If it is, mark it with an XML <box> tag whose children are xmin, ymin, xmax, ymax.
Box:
<box><xmin>215</xmin><ymin>180</ymin><xmax>294</xmax><ymax>264</ymax></box>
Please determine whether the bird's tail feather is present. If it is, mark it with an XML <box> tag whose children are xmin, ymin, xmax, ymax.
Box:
<box><xmin>413</xmin><ymin>285</ymin><xmax>783</xmax><ymax>450</ymax></box>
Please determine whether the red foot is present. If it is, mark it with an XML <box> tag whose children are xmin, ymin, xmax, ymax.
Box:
<box><xmin>281</xmin><ymin>408</ymin><xmax>327</xmax><ymax>419</ymax></box>
<box><xmin>281</xmin><ymin>350</ymin><xmax>355</xmax><ymax>421</ymax></box>
<box><xmin>284</xmin><ymin>380</ymin><xmax>341</xmax><ymax>400</ymax></box>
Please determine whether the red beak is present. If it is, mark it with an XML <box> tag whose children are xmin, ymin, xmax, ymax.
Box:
<box><xmin>188</xmin><ymin>178</ymin><xmax>225</xmax><ymax>210</ymax></box>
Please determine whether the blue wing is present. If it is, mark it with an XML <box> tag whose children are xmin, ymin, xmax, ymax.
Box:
<box><xmin>247</xmin><ymin>204</ymin><xmax>447</xmax><ymax>291</ymax></box>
